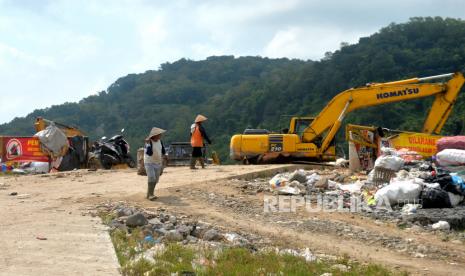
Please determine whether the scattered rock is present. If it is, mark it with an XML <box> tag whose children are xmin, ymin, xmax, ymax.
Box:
<box><xmin>148</xmin><ymin>218</ymin><xmax>163</xmax><ymax>228</ymax></box>
<box><xmin>164</xmin><ymin>223</ymin><xmax>175</xmax><ymax>230</ymax></box>
<box><xmin>186</xmin><ymin>235</ymin><xmax>198</xmax><ymax>243</ymax></box>
<box><xmin>110</xmin><ymin>220</ymin><xmax>127</xmax><ymax>231</ymax></box>
<box><xmin>191</xmin><ymin>224</ymin><xmax>207</xmax><ymax>238</ymax></box>
<box><xmin>159</xmin><ymin>213</ymin><xmax>170</xmax><ymax>223</ymax></box>
<box><xmin>115</xmin><ymin>209</ymin><xmax>126</xmax><ymax>218</ymax></box>
<box><xmin>153</xmin><ymin>228</ymin><xmax>167</xmax><ymax>236</ymax></box>
<box><xmin>125</xmin><ymin>213</ymin><xmax>148</xmax><ymax>227</ymax></box>
<box><xmin>9</xmin><ymin>192</ymin><xmax>18</xmax><ymax>196</ymax></box>
<box><xmin>314</xmin><ymin>177</ymin><xmax>329</xmax><ymax>189</ymax></box>
<box><xmin>203</xmin><ymin>229</ymin><xmax>222</xmax><ymax>241</ymax></box>
<box><xmin>289</xmin><ymin>170</ymin><xmax>307</xmax><ymax>183</ymax></box>
<box><xmin>177</xmin><ymin>225</ymin><xmax>193</xmax><ymax>237</ymax></box>
<box><xmin>168</xmin><ymin>215</ymin><xmax>177</xmax><ymax>224</ymax></box>
<box><xmin>165</xmin><ymin>230</ymin><xmax>183</xmax><ymax>242</ymax></box>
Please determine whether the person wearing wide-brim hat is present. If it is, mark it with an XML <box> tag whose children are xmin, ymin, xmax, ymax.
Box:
<box><xmin>144</xmin><ymin>127</ymin><xmax>166</xmax><ymax>200</ymax></box>
<box><xmin>190</xmin><ymin>114</ymin><xmax>211</xmax><ymax>169</ymax></box>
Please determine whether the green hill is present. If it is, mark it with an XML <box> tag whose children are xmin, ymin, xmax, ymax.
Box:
<box><xmin>1</xmin><ymin>17</ymin><xmax>465</xmax><ymax>162</ymax></box>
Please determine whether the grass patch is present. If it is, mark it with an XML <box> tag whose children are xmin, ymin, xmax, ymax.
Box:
<box><xmin>108</xmin><ymin>228</ymin><xmax>405</xmax><ymax>276</ymax></box>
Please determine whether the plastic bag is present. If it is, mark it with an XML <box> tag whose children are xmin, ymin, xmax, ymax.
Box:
<box><xmin>374</xmin><ymin>180</ymin><xmax>422</xmax><ymax>206</ymax></box>
<box><xmin>436</xmin><ymin>149</ymin><xmax>465</xmax><ymax>166</ymax></box>
<box><xmin>34</xmin><ymin>124</ymin><xmax>68</xmax><ymax>157</ymax></box>
<box><xmin>437</xmin><ymin>136</ymin><xmax>465</xmax><ymax>152</ymax></box>
<box><xmin>269</xmin><ymin>174</ymin><xmax>289</xmax><ymax>189</ymax></box>
<box><xmin>306</xmin><ymin>173</ymin><xmax>321</xmax><ymax>186</ymax></box>
<box><xmin>337</xmin><ymin>180</ymin><xmax>363</xmax><ymax>194</ymax></box>
<box><xmin>421</xmin><ymin>187</ymin><xmax>451</xmax><ymax>208</ymax></box>
<box><xmin>374</xmin><ymin>155</ymin><xmax>404</xmax><ymax>171</ymax></box>
<box><xmin>431</xmin><ymin>221</ymin><xmax>450</xmax><ymax>230</ymax></box>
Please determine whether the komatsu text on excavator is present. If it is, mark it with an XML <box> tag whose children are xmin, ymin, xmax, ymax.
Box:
<box><xmin>230</xmin><ymin>72</ymin><xmax>465</xmax><ymax>163</ymax></box>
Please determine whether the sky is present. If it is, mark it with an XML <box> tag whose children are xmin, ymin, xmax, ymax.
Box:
<box><xmin>0</xmin><ymin>0</ymin><xmax>464</xmax><ymax>124</ymax></box>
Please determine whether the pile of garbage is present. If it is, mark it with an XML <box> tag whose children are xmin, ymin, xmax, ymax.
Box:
<box><xmin>269</xmin><ymin>168</ymin><xmax>361</xmax><ymax>196</ymax></box>
<box><xmin>267</xmin><ymin>136</ymin><xmax>465</xmax><ymax>229</ymax></box>
<box><xmin>369</xmin><ymin>136</ymin><xmax>465</xmax><ymax>210</ymax></box>
<box><xmin>0</xmin><ymin>161</ymin><xmax>50</xmax><ymax>175</ymax></box>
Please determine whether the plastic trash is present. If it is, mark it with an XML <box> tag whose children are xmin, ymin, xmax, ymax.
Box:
<box><xmin>450</xmin><ymin>174</ymin><xmax>465</xmax><ymax>194</ymax></box>
<box><xmin>327</xmin><ymin>180</ymin><xmax>339</xmax><ymax>190</ymax></box>
<box><xmin>23</xmin><ymin>162</ymin><xmax>50</xmax><ymax>174</ymax></box>
<box><xmin>269</xmin><ymin>174</ymin><xmax>289</xmax><ymax>189</ymax></box>
<box><xmin>306</xmin><ymin>173</ymin><xmax>321</xmax><ymax>186</ymax></box>
<box><xmin>374</xmin><ymin>155</ymin><xmax>404</xmax><ymax>171</ymax></box>
<box><xmin>289</xmin><ymin>170</ymin><xmax>307</xmax><ymax>183</ymax></box>
<box><xmin>421</xmin><ymin>187</ymin><xmax>451</xmax><ymax>208</ymax></box>
<box><xmin>374</xmin><ymin>180</ymin><xmax>422</xmax><ymax>206</ymax></box>
<box><xmin>401</xmin><ymin>204</ymin><xmax>421</xmax><ymax>215</ymax></box>
<box><xmin>431</xmin><ymin>221</ymin><xmax>450</xmax><ymax>230</ymax></box>
<box><xmin>276</xmin><ymin>186</ymin><xmax>301</xmax><ymax>195</ymax></box>
<box><xmin>437</xmin><ymin>136</ymin><xmax>465</xmax><ymax>152</ymax></box>
<box><xmin>380</xmin><ymin>147</ymin><xmax>397</xmax><ymax>155</ymax></box>
<box><xmin>423</xmin><ymin>183</ymin><xmax>440</xmax><ymax>189</ymax></box>
<box><xmin>396</xmin><ymin>148</ymin><xmax>423</xmax><ymax>163</ymax></box>
<box><xmin>436</xmin><ymin>149</ymin><xmax>465</xmax><ymax>166</ymax></box>
<box><xmin>143</xmin><ymin>235</ymin><xmax>156</xmax><ymax>244</ymax></box>
<box><xmin>448</xmin><ymin>192</ymin><xmax>464</xmax><ymax>207</ymax></box>
<box><xmin>337</xmin><ymin>180</ymin><xmax>363</xmax><ymax>194</ymax></box>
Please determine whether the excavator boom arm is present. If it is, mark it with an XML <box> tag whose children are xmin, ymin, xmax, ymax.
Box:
<box><xmin>302</xmin><ymin>72</ymin><xmax>465</xmax><ymax>155</ymax></box>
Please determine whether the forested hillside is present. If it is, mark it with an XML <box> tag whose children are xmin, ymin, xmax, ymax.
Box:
<box><xmin>2</xmin><ymin>17</ymin><xmax>465</xmax><ymax>161</ymax></box>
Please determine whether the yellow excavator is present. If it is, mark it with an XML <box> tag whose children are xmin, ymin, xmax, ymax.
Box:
<box><xmin>230</xmin><ymin>72</ymin><xmax>465</xmax><ymax>163</ymax></box>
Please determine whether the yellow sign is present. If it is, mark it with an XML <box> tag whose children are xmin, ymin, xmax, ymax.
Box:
<box><xmin>387</xmin><ymin>133</ymin><xmax>442</xmax><ymax>157</ymax></box>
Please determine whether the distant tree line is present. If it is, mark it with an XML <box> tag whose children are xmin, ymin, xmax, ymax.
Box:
<box><xmin>1</xmin><ymin>17</ymin><xmax>465</xmax><ymax>162</ymax></box>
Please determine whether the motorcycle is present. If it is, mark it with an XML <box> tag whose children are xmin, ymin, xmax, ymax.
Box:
<box><xmin>88</xmin><ymin>129</ymin><xmax>136</xmax><ymax>170</ymax></box>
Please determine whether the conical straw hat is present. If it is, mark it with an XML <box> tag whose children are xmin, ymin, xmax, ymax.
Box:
<box><xmin>146</xmin><ymin>127</ymin><xmax>166</xmax><ymax>140</ymax></box>
<box><xmin>195</xmin><ymin>114</ymin><xmax>207</xmax><ymax>123</ymax></box>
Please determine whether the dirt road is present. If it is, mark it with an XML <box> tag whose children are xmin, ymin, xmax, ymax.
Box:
<box><xmin>1</xmin><ymin>165</ymin><xmax>464</xmax><ymax>275</ymax></box>
<box><xmin>0</xmin><ymin>165</ymin><xmax>294</xmax><ymax>276</ymax></box>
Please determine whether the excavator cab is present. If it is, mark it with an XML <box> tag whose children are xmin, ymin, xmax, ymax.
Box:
<box><xmin>289</xmin><ymin>117</ymin><xmax>314</xmax><ymax>137</ymax></box>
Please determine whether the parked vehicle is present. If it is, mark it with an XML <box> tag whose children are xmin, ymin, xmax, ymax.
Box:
<box><xmin>88</xmin><ymin>129</ymin><xmax>136</xmax><ymax>169</ymax></box>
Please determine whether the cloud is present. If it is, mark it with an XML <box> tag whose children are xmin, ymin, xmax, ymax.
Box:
<box><xmin>263</xmin><ymin>26</ymin><xmax>372</xmax><ymax>60</ymax></box>
<box><xmin>0</xmin><ymin>0</ymin><xmax>465</xmax><ymax>124</ymax></box>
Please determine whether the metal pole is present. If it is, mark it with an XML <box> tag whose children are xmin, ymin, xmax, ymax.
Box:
<box><xmin>418</xmin><ymin>73</ymin><xmax>454</xmax><ymax>81</ymax></box>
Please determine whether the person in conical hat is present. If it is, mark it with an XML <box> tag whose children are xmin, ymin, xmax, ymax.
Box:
<box><xmin>190</xmin><ymin>114</ymin><xmax>211</xmax><ymax>169</ymax></box>
<box><xmin>194</xmin><ymin>114</ymin><xmax>207</xmax><ymax>123</ymax></box>
<box><xmin>144</xmin><ymin>127</ymin><xmax>166</xmax><ymax>200</ymax></box>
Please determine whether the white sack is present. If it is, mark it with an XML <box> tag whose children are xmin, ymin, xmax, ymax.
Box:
<box><xmin>374</xmin><ymin>180</ymin><xmax>422</xmax><ymax>206</ymax></box>
<box><xmin>436</xmin><ymin>149</ymin><xmax>465</xmax><ymax>166</ymax></box>
<box><xmin>374</xmin><ymin>155</ymin><xmax>404</xmax><ymax>171</ymax></box>
<box><xmin>34</xmin><ymin>124</ymin><xmax>68</xmax><ymax>157</ymax></box>
<box><xmin>432</xmin><ymin>221</ymin><xmax>450</xmax><ymax>230</ymax></box>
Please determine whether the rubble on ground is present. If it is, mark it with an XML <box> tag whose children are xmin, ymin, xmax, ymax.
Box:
<box><xmin>91</xmin><ymin>201</ymin><xmax>326</xmax><ymax>266</ymax></box>
<box><xmin>262</xmin><ymin>143</ymin><xmax>465</xmax><ymax>232</ymax></box>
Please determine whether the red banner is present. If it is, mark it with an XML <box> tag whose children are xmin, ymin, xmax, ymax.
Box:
<box><xmin>1</xmin><ymin>136</ymin><xmax>49</xmax><ymax>163</ymax></box>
